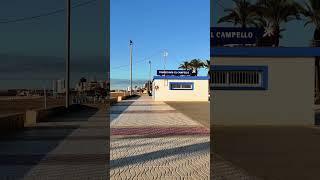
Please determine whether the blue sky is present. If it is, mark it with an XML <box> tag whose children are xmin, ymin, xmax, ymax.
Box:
<box><xmin>111</xmin><ymin>0</ymin><xmax>210</xmax><ymax>80</ymax></box>
<box><xmin>1</xmin><ymin>0</ymin><xmax>107</xmax><ymax>58</ymax></box>
<box><xmin>0</xmin><ymin>0</ymin><xmax>107</xmax><ymax>89</ymax></box>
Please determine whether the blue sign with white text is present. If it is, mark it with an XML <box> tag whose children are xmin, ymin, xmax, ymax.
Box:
<box><xmin>157</xmin><ymin>70</ymin><xmax>192</xmax><ymax>76</ymax></box>
<box><xmin>211</xmin><ymin>27</ymin><xmax>264</xmax><ymax>47</ymax></box>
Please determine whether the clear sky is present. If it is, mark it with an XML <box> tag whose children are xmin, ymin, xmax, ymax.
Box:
<box><xmin>212</xmin><ymin>0</ymin><xmax>315</xmax><ymax>47</ymax></box>
<box><xmin>1</xmin><ymin>0</ymin><xmax>107</xmax><ymax>57</ymax></box>
<box><xmin>0</xmin><ymin>0</ymin><xmax>107</xmax><ymax>89</ymax></box>
<box><xmin>111</xmin><ymin>0</ymin><xmax>210</xmax><ymax>80</ymax></box>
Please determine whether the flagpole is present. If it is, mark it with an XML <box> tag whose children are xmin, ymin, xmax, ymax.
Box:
<box><xmin>163</xmin><ymin>50</ymin><xmax>168</xmax><ymax>86</ymax></box>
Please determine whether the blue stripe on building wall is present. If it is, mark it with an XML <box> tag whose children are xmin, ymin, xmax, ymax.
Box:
<box><xmin>210</xmin><ymin>65</ymin><xmax>267</xmax><ymax>71</ymax></box>
<box><xmin>211</xmin><ymin>47</ymin><xmax>320</xmax><ymax>57</ymax></box>
<box><xmin>153</xmin><ymin>76</ymin><xmax>209</xmax><ymax>80</ymax></box>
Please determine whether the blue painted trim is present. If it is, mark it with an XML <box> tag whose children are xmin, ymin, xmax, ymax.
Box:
<box><xmin>210</xmin><ymin>65</ymin><xmax>268</xmax><ymax>90</ymax></box>
<box><xmin>211</xmin><ymin>86</ymin><xmax>267</xmax><ymax>91</ymax></box>
<box><xmin>211</xmin><ymin>47</ymin><xmax>320</xmax><ymax>57</ymax></box>
<box><xmin>211</xmin><ymin>65</ymin><xmax>267</xmax><ymax>71</ymax></box>
<box><xmin>153</xmin><ymin>76</ymin><xmax>209</xmax><ymax>80</ymax></box>
<box><xmin>262</xmin><ymin>66</ymin><xmax>268</xmax><ymax>90</ymax></box>
<box><xmin>169</xmin><ymin>82</ymin><xmax>194</xmax><ymax>90</ymax></box>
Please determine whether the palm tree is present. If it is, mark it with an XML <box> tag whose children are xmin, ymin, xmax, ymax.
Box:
<box><xmin>255</xmin><ymin>0</ymin><xmax>301</xmax><ymax>47</ymax></box>
<box><xmin>300</xmin><ymin>0</ymin><xmax>320</xmax><ymax>100</ymax></box>
<box><xmin>189</xmin><ymin>59</ymin><xmax>204</xmax><ymax>76</ymax></box>
<box><xmin>218</xmin><ymin>0</ymin><xmax>261</xmax><ymax>28</ymax></box>
<box><xmin>203</xmin><ymin>60</ymin><xmax>210</xmax><ymax>75</ymax></box>
<box><xmin>178</xmin><ymin>61</ymin><xmax>191</xmax><ymax>70</ymax></box>
<box><xmin>300</xmin><ymin>0</ymin><xmax>320</xmax><ymax>45</ymax></box>
<box><xmin>80</xmin><ymin>77</ymin><xmax>87</xmax><ymax>83</ymax></box>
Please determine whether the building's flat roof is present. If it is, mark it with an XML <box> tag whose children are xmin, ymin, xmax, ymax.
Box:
<box><xmin>153</xmin><ymin>76</ymin><xmax>209</xmax><ymax>80</ymax></box>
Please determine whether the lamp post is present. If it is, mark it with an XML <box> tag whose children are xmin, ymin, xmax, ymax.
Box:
<box><xmin>148</xmin><ymin>60</ymin><xmax>151</xmax><ymax>93</ymax></box>
<box><xmin>65</xmin><ymin>0</ymin><xmax>71</xmax><ymax>108</ymax></box>
<box><xmin>129</xmin><ymin>40</ymin><xmax>133</xmax><ymax>95</ymax></box>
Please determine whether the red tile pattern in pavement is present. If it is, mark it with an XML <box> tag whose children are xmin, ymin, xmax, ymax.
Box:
<box><xmin>111</xmin><ymin>127</ymin><xmax>210</xmax><ymax>136</ymax></box>
<box><xmin>110</xmin><ymin>110</ymin><xmax>178</xmax><ymax>114</ymax></box>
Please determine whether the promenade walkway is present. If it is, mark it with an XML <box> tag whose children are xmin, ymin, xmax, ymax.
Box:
<box><xmin>110</xmin><ymin>96</ymin><xmax>210</xmax><ymax>179</ymax></box>
<box><xmin>0</xmin><ymin>106</ymin><xmax>108</xmax><ymax>180</ymax></box>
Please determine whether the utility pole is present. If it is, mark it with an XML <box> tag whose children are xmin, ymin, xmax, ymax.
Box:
<box><xmin>65</xmin><ymin>0</ymin><xmax>71</xmax><ymax>108</ymax></box>
<box><xmin>129</xmin><ymin>40</ymin><xmax>133</xmax><ymax>95</ymax></box>
<box><xmin>148</xmin><ymin>60</ymin><xmax>151</xmax><ymax>93</ymax></box>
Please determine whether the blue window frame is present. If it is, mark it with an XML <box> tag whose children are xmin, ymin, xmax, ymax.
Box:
<box><xmin>169</xmin><ymin>82</ymin><xmax>194</xmax><ymax>90</ymax></box>
<box><xmin>210</xmin><ymin>65</ymin><xmax>268</xmax><ymax>90</ymax></box>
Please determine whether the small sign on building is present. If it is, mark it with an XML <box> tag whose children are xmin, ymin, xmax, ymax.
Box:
<box><xmin>157</xmin><ymin>70</ymin><xmax>192</xmax><ymax>76</ymax></box>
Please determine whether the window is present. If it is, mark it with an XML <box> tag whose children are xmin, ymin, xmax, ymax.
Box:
<box><xmin>170</xmin><ymin>82</ymin><xmax>194</xmax><ymax>90</ymax></box>
<box><xmin>210</xmin><ymin>66</ymin><xmax>268</xmax><ymax>90</ymax></box>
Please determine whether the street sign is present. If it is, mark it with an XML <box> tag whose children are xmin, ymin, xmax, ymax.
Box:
<box><xmin>211</xmin><ymin>27</ymin><xmax>264</xmax><ymax>47</ymax></box>
<box><xmin>157</xmin><ymin>70</ymin><xmax>192</xmax><ymax>76</ymax></box>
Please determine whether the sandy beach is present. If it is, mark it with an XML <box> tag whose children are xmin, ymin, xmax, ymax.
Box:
<box><xmin>0</xmin><ymin>97</ymin><xmax>64</xmax><ymax>115</ymax></box>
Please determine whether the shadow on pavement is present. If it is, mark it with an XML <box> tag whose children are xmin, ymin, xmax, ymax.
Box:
<box><xmin>314</xmin><ymin>111</ymin><xmax>320</xmax><ymax>125</ymax></box>
<box><xmin>40</xmin><ymin>104</ymin><xmax>99</xmax><ymax>122</ymax></box>
<box><xmin>213</xmin><ymin>126</ymin><xmax>320</xmax><ymax>180</ymax></box>
<box><xmin>110</xmin><ymin>96</ymin><xmax>140</xmax><ymax>122</ymax></box>
<box><xmin>165</xmin><ymin>101</ymin><xmax>210</xmax><ymax>128</ymax></box>
<box><xmin>0</xmin><ymin>105</ymin><xmax>101</xmax><ymax>179</ymax></box>
<box><xmin>110</xmin><ymin>141</ymin><xmax>209</xmax><ymax>169</ymax></box>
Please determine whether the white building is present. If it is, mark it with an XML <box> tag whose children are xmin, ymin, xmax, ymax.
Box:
<box><xmin>153</xmin><ymin>76</ymin><xmax>209</xmax><ymax>101</ymax></box>
<box><xmin>211</xmin><ymin>57</ymin><xmax>314</xmax><ymax>126</ymax></box>
<box><xmin>52</xmin><ymin>79</ymin><xmax>65</xmax><ymax>94</ymax></box>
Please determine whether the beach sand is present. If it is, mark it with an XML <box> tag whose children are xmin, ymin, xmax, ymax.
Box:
<box><xmin>0</xmin><ymin>97</ymin><xmax>64</xmax><ymax>115</ymax></box>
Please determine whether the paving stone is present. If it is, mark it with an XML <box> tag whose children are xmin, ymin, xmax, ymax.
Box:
<box><xmin>110</xmin><ymin>96</ymin><xmax>210</xmax><ymax>179</ymax></box>
<box><xmin>110</xmin><ymin>96</ymin><xmax>259</xmax><ymax>179</ymax></box>
<box><xmin>0</xmin><ymin>108</ymin><xmax>108</xmax><ymax>180</ymax></box>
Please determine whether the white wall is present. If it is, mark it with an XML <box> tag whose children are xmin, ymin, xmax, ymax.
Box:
<box><xmin>153</xmin><ymin>79</ymin><xmax>209</xmax><ymax>101</ymax></box>
<box><xmin>211</xmin><ymin>57</ymin><xmax>314</xmax><ymax>126</ymax></box>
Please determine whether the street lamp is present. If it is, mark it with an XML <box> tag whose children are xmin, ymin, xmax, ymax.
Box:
<box><xmin>129</xmin><ymin>40</ymin><xmax>133</xmax><ymax>95</ymax></box>
<box><xmin>65</xmin><ymin>0</ymin><xmax>71</xmax><ymax>108</ymax></box>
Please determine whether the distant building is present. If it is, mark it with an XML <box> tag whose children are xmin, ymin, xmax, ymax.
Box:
<box><xmin>75</xmin><ymin>77</ymin><xmax>107</xmax><ymax>97</ymax></box>
<box><xmin>57</xmin><ymin>79</ymin><xmax>65</xmax><ymax>94</ymax></box>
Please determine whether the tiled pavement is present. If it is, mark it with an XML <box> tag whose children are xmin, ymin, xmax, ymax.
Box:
<box><xmin>110</xmin><ymin>96</ymin><xmax>210</xmax><ymax>179</ymax></box>
<box><xmin>111</xmin><ymin>96</ymin><xmax>260</xmax><ymax>180</ymax></box>
<box><xmin>213</xmin><ymin>155</ymin><xmax>262</xmax><ymax>180</ymax></box>
<box><xmin>0</xmin><ymin>107</ymin><xmax>108</xmax><ymax>180</ymax></box>
<box><xmin>0</xmin><ymin>97</ymin><xmax>260</xmax><ymax>179</ymax></box>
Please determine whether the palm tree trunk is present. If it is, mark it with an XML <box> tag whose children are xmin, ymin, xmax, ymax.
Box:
<box><xmin>314</xmin><ymin>28</ymin><xmax>320</xmax><ymax>46</ymax></box>
<box><xmin>242</xmin><ymin>24</ymin><xmax>246</xmax><ymax>46</ymax></box>
<box><xmin>274</xmin><ymin>25</ymin><xmax>281</xmax><ymax>47</ymax></box>
<box><xmin>315</xmin><ymin>58</ymin><xmax>320</xmax><ymax>104</ymax></box>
